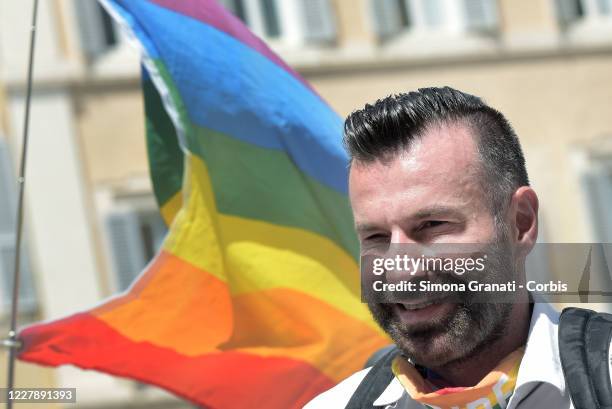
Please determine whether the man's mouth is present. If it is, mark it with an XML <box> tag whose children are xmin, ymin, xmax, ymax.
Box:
<box><xmin>392</xmin><ymin>298</ymin><xmax>456</xmax><ymax>325</ymax></box>
<box><xmin>398</xmin><ymin>299</ymin><xmax>443</xmax><ymax>310</ymax></box>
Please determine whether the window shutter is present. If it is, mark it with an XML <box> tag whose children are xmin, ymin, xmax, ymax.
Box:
<box><xmin>583</xmin><ymin>165</ymin><xmax>612</xmax><ymax>243</ymax></box>
<box><xmin>0</xmin><ymin>139</ymin><xmax>37</xmax><ymax>314</ymax></box>
<box><xmin>463</xmin><ymin>0</ymin><xmax>498</xmax><ymax>32</ymax></box>
<box><xmin>75</xmin><ymin>1</ymin><xmax>107</xmax><ymax>58</ymax></box>
<box><xmin>556</xmin><ymin>0</ymin><xmax>583</xmax><ymax>25</ymax></box>
<box><xmin>299</xmin><ymin>0</ymin><xmax>337</xmax><ymax>43</ymax></box>
<box><xmin>0</xmin><ymin>140</ymin><xmax>15</xmax><ymax>233</ymax></box>
<box><xmin>0</xmin><ymin>238</ymin><xmax>38</xmax><ymax>314</ymax></box>
<box><xmin>422</xmin><ymin>0</ymin><xmax>446</xmax><ymax>28</ymax></box>
<box><xmin>105</xmin><ymin>211</ymin><xmax>147</xmax><ymax>292</ymax></box>
<box><xmin>0</xmin><ymin>238</ymin><xmax>17</xmax><ymax>313</ymax></box>
<box><xmin>371</xmin><ymin>0</ymin><xmax>405</xmax><ymax>39</ymax></box>
<box><xmin>581</xmin><ymin>166</ymin><xmax>612</xmax><ymax>300</ymax></box>
<box><xmin>139</xmin><ymin>210</ymin><xmax>168</xmax><ymax>261</ymax></box>
<box><xmin>597</xmin><ymin>0</ymin><xmax>612</xmax><ymax>15</ymax></box>
<box><xmin>74</xmin><ymin>1</ymin><xmax>118</xmax><ymax>59</ymax></box>
<box><xmin>260</xmin><ymin>0</ymin><xmax>282</xmax><ymax>38</ymax></box>
<box><xmin>219</xmin><ymin>0</ymin><xmax>248</xmax><ymax>22</ymax></box>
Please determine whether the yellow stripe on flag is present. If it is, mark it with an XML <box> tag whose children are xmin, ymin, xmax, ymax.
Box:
<box><xmin>162</xmin><ymin>155</ymin><xmax>375</xmax><ymax>328</ymax></box>
<box><xmin>160</xmin><ymin>190</ymin><xmax>183</xmax><ymax>226</ymax></box>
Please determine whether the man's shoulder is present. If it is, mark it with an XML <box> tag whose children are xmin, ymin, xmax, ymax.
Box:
<box><xmin>303</xmin><ymin>367</ymin><xmax>371</xmax><ymax>409</ymax></box>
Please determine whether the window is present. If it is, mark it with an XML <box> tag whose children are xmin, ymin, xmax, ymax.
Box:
<box><xmin>220</xmin><ymin>0</ymin><xmax>337</xmax><ymax>45</ymax></box>
<box><xmin>557</xmin><ymin>0</ymin><xmax>612</xmax><ymax>27</ymax></box>
<box><xmin>583</xmin><ymin>157</ymin><xmax>612</xmax><ymax>242</ymax></box>
<box><xmin>222</xmin><ymin>0</ymin><xmax>249</xmax><ymax>22</ymax></box>
<box><xmin>104</xmin><ymin>207</ymin><xmax>167</xmax><ymax>292</ymax></box>
<box><xmin>0</xmin><ymin>139</ymin><xmax>38</xmax><ymax>317</ymax></box>
<box><xmin>371</xmin><ymin>0</ymin><xmax>498</xmax><ymax>40</ymax></box>
<box><xmin>463</xmin><ymin>0</ymin><xmax>499</xmax><ymax>32</ymax></box>
<box><xmin>581</xmin><ymin>154</ymin><xmax>612</xmax><ymax>302</ymax></box>
<box><xmin>260</xmin><ymin>0</ymin><xmax>282</xmax><ymax>38</ymax></box>
<box><xmin>221</xmin><ymin>0</ymin><xmax>282</xmax><ymax>39</ymax></box>
<box><xmin>75</xmin><ymin>1</ymin><xmax>122</xmax><ymax>60</ymax></box>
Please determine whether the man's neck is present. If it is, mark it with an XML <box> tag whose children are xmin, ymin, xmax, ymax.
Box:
<box><xmin>431</xmin><ymin>301</ymin><xmax>532</xmax><ymax>387</ymax></box>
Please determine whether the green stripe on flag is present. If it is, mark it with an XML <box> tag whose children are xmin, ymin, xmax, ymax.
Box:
<box><xmin>188</xmin><ymin>125</ymin><xmax>359</xmax><ymax>261</ymax></box>
<box><xmin>144</xmin><ymin>75</ymin><xmax>185</xmax><ymax>209</ymax></box>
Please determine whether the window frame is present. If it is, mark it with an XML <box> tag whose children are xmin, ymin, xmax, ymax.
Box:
<box><xmin>103</xmin><ymin>202</ymin><xmax>168</xmax><ymax>293</ymax></box>
<box><xmin>0</xmin><ymin>138</ymin><xmax>38</xmax><ymax>318</ymax></box>
<box><xmin>222</xmin><ymin>0</ymin><xmax>337</xmax><ymax>47</ymax></box>
<box><xmin>75</xmin><ymin>0</ymin><xmax>125</xmax><ymax>61</ymax></box>
<box><xmin>582</xmin><ymin>156</ymin><xmax>612</xmax><ymax>243</ymax></box>
<box><xmin>371</xmin><ymin>0</ymin><xmax>499</xmax><ymax>41</ymax></box>
<box><xmin>557</xmin><ymin>0</ymin><xmax>612</xmax><ymax>30</ymax></box>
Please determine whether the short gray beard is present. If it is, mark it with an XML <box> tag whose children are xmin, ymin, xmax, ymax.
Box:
<box><xmin>366</xmin><ymin>227</ymin><xmax>517</xmax><ymax>369</ymax></box>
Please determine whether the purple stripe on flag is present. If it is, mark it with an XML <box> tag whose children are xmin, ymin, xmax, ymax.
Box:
<box><xmin>150</xmin><ymin>0</ymin><xmax>317</xmax><ymax>95</ymax></box>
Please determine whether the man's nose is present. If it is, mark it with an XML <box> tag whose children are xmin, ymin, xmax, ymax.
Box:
<box><xmin>390</xmin><ymin>227</ymin><xmax>414</xmax><ymax>244</ymax></box>
<box><xmin>388</xmin><ymin>227</ymin><xmax>429</xmax><ymax>279</ymax></box>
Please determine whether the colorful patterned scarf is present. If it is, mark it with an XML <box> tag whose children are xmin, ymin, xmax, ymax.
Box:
<box><xmin>391</xmin><ymin>347</ymin><xmax>524</xmax><ymax>409</ymax></box>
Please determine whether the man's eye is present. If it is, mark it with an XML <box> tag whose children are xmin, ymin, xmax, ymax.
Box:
<box><xmin>363</xmin><ymin>234</ymin><xmax>389</xmax><ymax>242</ymax></box>
<box><xmin>418</xmin><ymin>221</ymin><xmax>447</xmax><ymax>231</ymax></box>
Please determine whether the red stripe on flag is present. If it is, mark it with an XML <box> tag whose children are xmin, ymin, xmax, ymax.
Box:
<box><xmin>19</xmin><ymin>312</ymin><xmax>335</xmax><ymax>408</ymax></box>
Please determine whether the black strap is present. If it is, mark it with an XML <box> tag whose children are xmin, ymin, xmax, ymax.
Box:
<box><xmin>345</xmin><ymin>346</ymin><xmax>399</xmax><ymax>409</ymax></box>
<box><xmin>559</xmin><ymin>307</ymin><xmax>612</xmax><ymax>409</ymax></box>
<box><xmin>349</xmin><ymin>307</ymin><xmax>612</xmax><ymax>409</ymax></box>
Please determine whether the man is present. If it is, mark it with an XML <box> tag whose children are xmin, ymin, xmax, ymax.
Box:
<box><xmin>305</xmin><ymin>87</ymin><xmax>611</xmax><ymax>408</ymax></box>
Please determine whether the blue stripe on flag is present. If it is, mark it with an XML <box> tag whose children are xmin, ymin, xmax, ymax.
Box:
<box><xmin>112</xmin><ymin>0</ymin><xmax>349</xmax><ymax>194</ymax></box>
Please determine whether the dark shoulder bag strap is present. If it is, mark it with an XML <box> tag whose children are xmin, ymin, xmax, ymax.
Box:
<box><xmin>345</xmin><ymin>346</ymin><xmax>399</xmax><ymax>409</ymax></box>
<box><xmin>559</xmin><ymin>307</ymin><xmax>612</xmax><ymax>409</ymax></box>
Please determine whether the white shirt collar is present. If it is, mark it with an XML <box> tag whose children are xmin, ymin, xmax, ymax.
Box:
<box><xmin>372</xmin><ymin>302</ymin><xmax>565</xmax><ymax>407</ymax></box>
<box><xmin>514</xmin><ymin>302</ymin><xmax>565</xmax><ymax>393</ymax></box>
<box><xmin>372</xmin><ymin>376</ymin><xmax>404</xmax><ymax>406</ymax></box>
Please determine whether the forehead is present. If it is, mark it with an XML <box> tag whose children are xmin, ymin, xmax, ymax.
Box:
<box><xmin>348</xmin><ymin>122</ymin><xmax>484</xmax><ymax>223</ymax></box>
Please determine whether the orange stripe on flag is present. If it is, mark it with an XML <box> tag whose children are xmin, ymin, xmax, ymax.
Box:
<box><xmin>90</xmin><ymin>251</ymin><xmax>387</xmax><ymax>380</ymax></box>
<box><xmin>225</xmin><ymin>288</ymin><xmax>389</xmax><ymax>382</ymax></box>
<box><xmin>93</xmin><ymin>250</ymin><xmax>233</xmax><ymax>354</ymax></box>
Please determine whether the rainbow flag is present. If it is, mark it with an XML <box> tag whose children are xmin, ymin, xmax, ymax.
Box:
<box><xmin>17</xmin><ymin>1</ymin><xmax>388</xmax><ymax>408</ymax></box>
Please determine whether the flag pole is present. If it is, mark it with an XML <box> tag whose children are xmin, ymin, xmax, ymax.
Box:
<box><xmin>2</xmin><ymin>0</ymin><xmax>39</xmax><ymax>407</ymax></box>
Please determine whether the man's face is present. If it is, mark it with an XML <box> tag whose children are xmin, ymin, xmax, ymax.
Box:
<box><xmin>349</xmin><ymin>122</ymin><xmax>516</xmax><ymax>369</ymax></box>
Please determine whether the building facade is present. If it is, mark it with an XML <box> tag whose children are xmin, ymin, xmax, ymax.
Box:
<box><xmin>1</xmin><ymin>0</ymin><xmax>611</xmax><ymax>407</ymax></box>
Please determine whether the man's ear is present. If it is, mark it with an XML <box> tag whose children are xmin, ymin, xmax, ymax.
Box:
<box><xmin>510</xmin><ymin>186</ymin><xmax>539</xmax><ymax>254</ymax></box>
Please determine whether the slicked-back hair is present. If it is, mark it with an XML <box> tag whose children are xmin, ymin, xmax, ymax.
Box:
<box><xmin>343</xmin><ymin>86</ymin><xmax>529</xmax><ymax>218</ymax></box>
